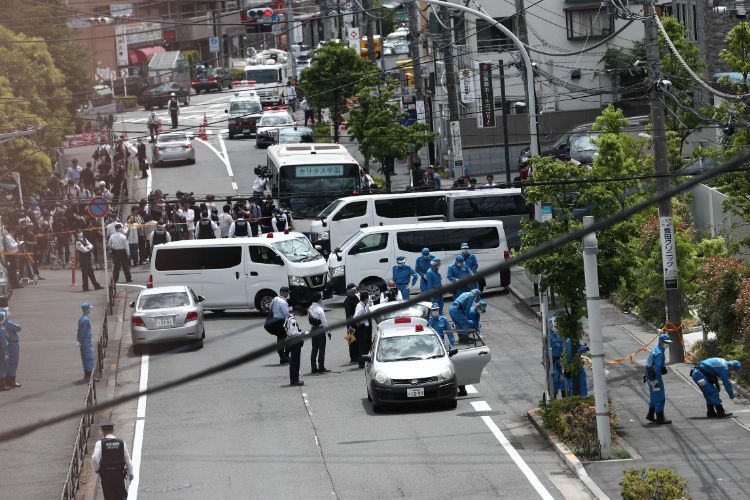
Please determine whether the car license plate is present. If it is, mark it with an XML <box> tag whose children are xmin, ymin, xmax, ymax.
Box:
<box><xmin>242</xmin><ymin>128</ymin><xmax>250</xmax><ymax>133</ymax></box>
<box><xmin>406</xmin><ymin>388</ymin><xmax>424</xmax><ymax>398</ymax></box>
<box><xmin>155</xmin><ymin>317</ymin><xmax>174</xmax><ymax>328</ymax></box>
<box><xmin>167</xmin><ymin>147</ymin><xmax>180</xmax><ymax>152</ymax></box>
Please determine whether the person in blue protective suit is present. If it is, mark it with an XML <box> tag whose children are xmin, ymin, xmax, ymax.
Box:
<box><xmin>644</xmin><ymin>333</ymin><xmax>672</xmax><ymax>424</ymax></box>
<box><xmin>428</xmin><ymin>303</ymin><xmax>454</xmax><ymax>350</ymax></box>
<box><xmin>563</xmin><ymin>338</ymin><xmax>589</xmax><ymax>396</ymax></box>
<box><xmin>0</xmin><ymin>311</ymin><xmax>8</xmax><ymax>391</ymax></box>
<box><xmin>450</xmin><ymin>289</ymin><xmax>481</xmax><ymax>342</ymax></box>
<box><xmin>467</xmin><ymin>300</ymin><xmax>487</xmax><ymax>337</ymax></box>
<box><xmin>447</xmin><ymin>255</ymin><xmax>473</xmax><ymax>300</ymax></box>
<box><xmin>1</xmin><ymin>310</ymin><xmax>22</xmax><ymax>389</ymax></box>
<box><xmin>690</xmin><ymin>357</ymin><xmax>742</xmax><ymax>418</ymax></box>
<box><xmin>415</xmin><ymin>248</ymin><xmax>434</xmax><ymax>294</ymax></box>
<box><xmin>392</xmin><ymin>255</ymin><xmax>418</xmax><ymax>300</ymax></box>
<box><xmin>426</xmin><ymin>258</ymin><xmax>444</xmax><ymax>314</ymax></box>
<box><xmin>547</xmin><ymin>316</ymin><xmax>564</xmax><ymax>398</ymax></box>
<box><xmin>460</xmin><ymin>242</ymin><xmax>479</xmax><ymax>289</ymax></box>
<box><xmin>77</xmin><ymin>303</ymin><xmax>95</xmax><ymax>383</ymax></box>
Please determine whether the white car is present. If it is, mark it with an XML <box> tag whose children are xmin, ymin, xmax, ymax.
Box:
<box><xmin>361</xmin><ymin>314</ymin><xmax>491</xmax><ymax>412</ymax></box>
<box><xmin>256</xmin><ymin>110</ymin><xmax>295</xmax><ymax>148</ymax></box>
<box><xmin>130</xmin><ymin>285</ymin><xmax>205</xmax><ymax>354</ymax></box>
<box><xmin>152</xmin><ymin>132</ymin><xmax>196</xmax><ymax>166</ymax></box>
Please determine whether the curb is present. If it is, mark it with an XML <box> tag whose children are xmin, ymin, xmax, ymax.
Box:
<box><xmin>526</xmin><ymin>410</ymin><xmax>612</xmax><ymax>500</ymax></box>
<box><xmin>508</xmin><ymin>284</ymin><xmax>541</xmax><ymax>321</ymax></box>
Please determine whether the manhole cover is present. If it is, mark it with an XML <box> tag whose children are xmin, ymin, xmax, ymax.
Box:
<box><xmin>143</xmin><ymin>483</ymin><xmax>192</xmax><ymax>492</ymax></box>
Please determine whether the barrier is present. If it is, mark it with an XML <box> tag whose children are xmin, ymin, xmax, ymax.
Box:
<box><xmin>59</xmin><ymin>367</ymin><xmax>97</xmax><ymax>500</ymax></box>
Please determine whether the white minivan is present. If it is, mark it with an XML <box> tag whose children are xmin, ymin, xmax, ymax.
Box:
<box><xmin>328</xmin><ymin>221</ymin><xmax>511</xmax><ymax>297</ymax></box>
<box><xmin>310</xmin><ymin>188</ymin><xmax>528</xmax><ymax>254</ymax></box>
<box><xmin>148</xmin><ymin>232</ymin><xmax>331</xmax><ymax>313</ymax></box>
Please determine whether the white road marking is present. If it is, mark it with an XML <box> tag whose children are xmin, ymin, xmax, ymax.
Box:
<box><xmin>146</xmin><ymin>166</ymin><xmax>152</xmax><ymax>194</ymax></box>
<box><xmin>194</xmin><ymin>138</ymin><xmax>230</xmax><ymax>169</ymax></box>
<box><xmin>465</xmin><ymin>384</ymin><xmax>478</xmax><ymax>394</ymax></box>
<box><xmin>471</xmin><ymin>400</ymin><xmax>554</xmax><ymax>500</ymax></box>
<box><xmin>232</xmin><ymin>181</ymin><xmax>238</xmax><ymax>191</ymax></box>
<box><xmin>218</xmin><ymin>132</ymin><xmax>233</xmax><ymax>177</ymax></box>
<box><xmin>128</xmin><ymin>353</ymin><xmax>149</xmax><ymax>500</ymax></box>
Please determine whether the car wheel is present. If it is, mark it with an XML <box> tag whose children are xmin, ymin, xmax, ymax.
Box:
<box><xmin>217</xmin><ymin>83</ymin><xmax>223</xmax><ymax>92</ymax></box>
<box><xmin>446</xmin><ymin>398</ymin><xmax>458</xmax><ymax>410</ymax></box>
<box><xmin>209</xmin><ymin>309</ymin><xmax>226</xmax><ymax>315</ymax></box>
<box><xmin>133</xmin><ymin>344</ymin><xmax>146</xmax><ymax>355</ymax></box>
<box><xmin>255</xmin><ymin>290</ymin><xmax>277</xmax><ymax>314</ymax></box>
<box><xmin>228</xmin><ymin>132</ymin><xmax>234</xmax><ymax>140</ymax></box>
<box><xmin>189</xmin><ymin>158</ymin><xmax>196</xmax><ymax>165</ymax></box>
<box><xmin>193</xmin><ymin>339</ymin><xmax>204</xmax><ymax>349</ymax></box>
<box><xmin>367</xmin><ymin>389</ymin><xmax>372</xmax><ymax>402</ymax></box>
<box><xmin>184</xmin><ymin>95</ymin><xmax>190</xmax><ymax>106</ymax></box>
<box><xmin>500</xmin><ymin>268</ymin><xmax>511</xmax><ymax>288</ymax></box>
<box><xmin>362</xmin><ymin>278</ymin><xmax>385</xmax><ymax>299</ymax></box>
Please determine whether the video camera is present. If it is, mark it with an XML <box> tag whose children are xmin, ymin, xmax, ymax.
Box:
<box><xmin>254</xmin><ymin>164</ymin><xmax>272</xmax><ymax>178</ymax></box>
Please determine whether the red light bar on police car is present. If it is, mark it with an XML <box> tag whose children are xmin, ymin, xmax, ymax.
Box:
<box><xmin>394</xmin><ymin>317</ymin><xmax>411</xmax><ymax>324</ymax></box>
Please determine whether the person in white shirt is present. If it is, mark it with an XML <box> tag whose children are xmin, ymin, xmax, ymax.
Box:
<box><xmin>143</xmin><ymin>216</ymin><xmax>158</xmax><ymax>252</ymax></box>
<box><xmin>218</xmin><ymin>204</ymin><xmax>234</xmax><ymax>237</ymax></box>
<box><xmin>107</xmin><ymin>224</ymin><xmax>131</xmax><ymax>283</ymax></box>
<box><xmin>308</xmin><ymin>291</ymin><xmax>331</xmax><ymax>373</ymax></box>
<box><xmin>75</xmin><ymin>232</ymin><xmax>102</xmax><ymax>291</ymax></box>
<box><xmin>484</xmin><ymin>174</ymin><xmax>497</xmax><ymax>188</ymax></box>
<box><xmin>181</xmin><ymin>203</ymin><xmax>195</xmax><ymax>240</ymax></box>
<box><xmin>126</xmin><ymin>216</ymin><xmax>140</xmax><ymax>266</ymax></box>
<box><xmin>3</xmin><ymin>227</ymin><xmax>21</xmax><ymax>288</ymax></box>
<box><xmin>252</xmin><ymin>176</ymin><xmax>268</xmax><ymax>200</ymax></box>
<box><xmin>379</xmin><ymin>280</ymin><xmax>403</xmax><ymax>304</ymax></box>
<box><xmin>354</xmin><ymin>292</ymin><xmax>372</xmax><ymax>368</ymax></box>
<box><xmin>285</xmin><ymin>81</ymin><xmax>298</xmax><ymax>111</ymax></box>
<box><xmin>92</xmin><ymin>422</ymin><xmax>134</xmax><ymax>499</ymax></box>
<box><xmin>284</xmin><ymin>309</ymin><xmax>306</xmax><ymax>386</ymax></box>
<box><xmin>106</xmin><ymin>218</ymin><xmax>121</xmax><ymax>239</ymax></box>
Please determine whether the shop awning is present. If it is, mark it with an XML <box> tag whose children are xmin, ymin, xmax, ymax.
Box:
<box><xmin>128</xmin><ymin>46</ymin><xmax>166</xmax><ymax>65</ymax></box>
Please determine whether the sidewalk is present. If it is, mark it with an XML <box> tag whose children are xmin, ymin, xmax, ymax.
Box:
<box><xmin>0</xmin><ymin>268</ymin><xmax>108</xmax><ymax>499</ymax></box>
<box><xmin>509</xmin><ymin>268</ymin><xmax>750</xmax><ymax>498</ymax></box>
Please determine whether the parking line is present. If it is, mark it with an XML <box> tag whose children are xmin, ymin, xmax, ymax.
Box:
<box><xmin>128</xmin><ymin>353</ymin><xmax>149</xmax><ymax>500</ymax></box>
<box><xmin>471</xmin><ymin>401</ymin><xmax>554</xmax><ymax>500</ymax></box>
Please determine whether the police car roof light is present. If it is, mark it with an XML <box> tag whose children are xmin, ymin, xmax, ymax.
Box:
<box><xmin>267</xmin><ymin>232</ymin><xmax>274</xmax><ymax>238</ymax></box>
<box><xmin>283</xmin><ymin>228</ymin><xmax>290</xmax><ymax>234</ymax></box>
<box><xmin>415</xmin><ymin>324</ymin><xmax>424</xmax><ymax>331</ymax></box>
<box><xmin>394</xmin><ymin>317</ymin><xmax>411</xmax><ymax>324</ymax></box>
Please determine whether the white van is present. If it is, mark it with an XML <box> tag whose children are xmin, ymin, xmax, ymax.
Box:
<box><xmin>148</xmin><ymin>232</ymin><xmax>331</xmax><ymax>313</ymax></box>
<box><xmin>327</xmin><ymin>221</ymin><xmax>511</xmax><ymax>297</ymax></box>
<box><xmin>310</xmin><ymin>188</ymin><xmax>528</xmax><ymax>253</ymax></box>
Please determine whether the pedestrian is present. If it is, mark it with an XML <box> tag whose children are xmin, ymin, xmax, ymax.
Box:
<box><xmin>106</xmin><ymin>114</ymin><xmax>115</xmax><ymax>141</ymax></box>
<box><xmin>447</xmin><ymin>255</ymin><xmax>472</xmax><ymax>300</ymax></box>
<box><xmin>428</xmin><ymin>303</ymin><xmax>454</xmax><ymax>350</ymax></box>
<box><xmin>450</xmin><ymin>289</ymin><xmax>480</xmax><ymax>342</ymax></box>
<box><xmin>168</xmin><ymin>92</ymin><xmax>180</xmax><ymax>128</ymax></box>
<box><xmin>690</xmin><ymin>357</ymin><xmax>742</xmax><ymax>418</ymax></box>
<box><xmin>285</xmin><ymin>81</ymin><xmax>297</xmax><ymax>111</ymax></box>
<box><xmin>268</xmin><ymin>287</ymin><xmax>292</xmax><ymax>364</ymax></box>
<box><xmin>65</xmin><ymin>159</ymin><xmax>81</xmax><ymax>185</ymax></box>
<box><xmin>92</xmin><ymin>422</ymin><xmax>134</xmax><ymax>500</ymax></box>
<box><xmin>354</xmin><ymin>291</ymin><xmax>372</xmax><ymax>368</ymax></box>
<box><xmin>415</xmin><ymin>247</ymin><xmax>434</xmax><ymax>295</ymax></box>
<box><xmin>563</xmin><ymin>339</ymin><xmax>589</xmax><ymax>397</ymax></box>
<box><xmin>149</xmin><ymin>220</ymin><xmax>171</xmax><ymax>246</ymax></box>
<box><xmin>181</xmin><ymin>202</ymin><xmax>195</xmax><ymax>240</ymax></box>
<box><xmin>284</xmin><ymin>313</ymin><xmax>305</xmax><ymax>386</ymax></box>
<box><xmin>246</xmin><ymin>198</ymin><xmax>262</xmax><ymax>236</ymax></box>
<box><xmin>548</xmin><ymin>315</ymin><xmax>564</xmax><ymax>398</ymax></box>
<box><xmin>136</xmin><ymin>137</ymin><xmax>148</xmax><ymax>179</ymax></box>
<box><xmin>126</xmin><ymin>216</ymin><xmax>140</xmax><ymax>267</ymax></box>
<box><xmin>81</xmin><ymin>162</ymin><xmax>96</xmax><ymax>190</ymax></box>
<box><xmin>0</xmin><ymin>310</ymin><xmax>22</xmax><ymax>389</ymax></box>
<box><xmin>343</xmin><ymin>283</ymin><xmax>360</xmax><ymax>363</ymax></box>
<box><xmin>147</xmin><ymin>109</ymin><xmax>158</xmax><ymax>142</ymax></box>
<box><xmin>228</xmin><ymin>212</ymin><xmax>250</xmax><ymax>238</ymax></box>
<box><xmin>195</xmin><ymin>211</ymin><xmax>218</xmax><ymax>239</ymax></box>
<box><xmin>467</xmin><ymin>300</ymin><xmax>487</xmax><ymax>337</ymax></box>
<box><xmin>379</xmin><ymin>280</ymin><xmax>402</xmax><ymax>304</ymax></box>
<box><xmin>308</xmin><ymin>291</ymin><xmax>330</xmax><ymax>373</ymax></box>
<box><xmin>427</xmin><ymin>165</ymin><xmax>441</xmax><ymax>190</ymax></box>
<box><xmin>644</xmin><ymin>333</ymin><xmax>672</xmax><ymax>425</ymax></box>
<box><xmin>484</xmin><ymin>174</ymin><xmax>497</xmax><ymax>187</ymax></box>
<box><xmin>426</xmin><ymin>257</ymin><xmax>444</xmax><ymax>314</ymax></box>
<box><xmin>0</xmin><ymin>311</ymin><xmax>9</xmax><ymax>391</ymax></box>
<box><xmin>2</xmin><ymin>226</ymin><xmax>22</xmax><ymax>289</ymax></box>
<box><xmin>75</xmin><ymin>231</ymin><xmax>103</xmax><ymax>291</ymax></box>
<box><xmin>108</xmin><ymin>223</ymin><xmax>132</xmax><ymax>283</ymax></box>
<box><xmin>271</xmin><ymin>208</ymin><xmax>291</xmax><ymax>232</ymax></box>
<box><xmin>96</xmin><ymin>112</ymin><xmax>105</xmax><ymax>133</ymax></box>
<box><xmin>260</xmin><ymin>197</ymin><xmax>275</xmax><ymax>233</ymax></box>
<box><xmin>359</xmin><ymin>168</ymin><xmax>375</xmax><ymax>193</ymax></box>
<box><xmin>252</xmin><ymin>175</ymin><xmax>268</xmax><ymax>201</ymax></box>
<box><xmin>460</xmin><ymin>242</ymin><xmax>479</xmax><ymax>287</ymax></box>
<box><xmin>302</xmin><ymin>98</ymin><xmax>314</xmax><ymax>126</ymax></box>
<box><xmin>392</xmin><ymin>256</ymin><xmax>418</xmax><ymax>300</ymax></box>
<box><xmin>77</xmin><ymin>303</ymin><xmax>95</xmax><ymax>382</ymax></box>
<box><xmin>218</xmin><ymin>204</ymin><xmax>233</xmax><ymax>238</ymax></box>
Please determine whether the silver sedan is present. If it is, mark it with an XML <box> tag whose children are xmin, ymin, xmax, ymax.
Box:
<box><xmin>152</xmin><ymin>132</ymin><xmax>196</xmax><ymax>166</ymax></box>
<box><xmin>130</xmin><ymin>285</ymin><xmax>205</xmax><ymax>354</ymax></box>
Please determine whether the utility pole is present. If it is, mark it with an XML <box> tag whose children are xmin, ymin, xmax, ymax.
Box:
<box><xmin>337</xmin><ymin>0</ymin><xmax>343</xmax><ymax>40</ymax></box>
<box><xmin>408</xmin><ymin>0</ymin><xmax>425</xmax><ymax>101</ymax></box>
<box><xmin>363</xmin><ymin>0</ymin><xmax>376</xmax><ymax>64</ymax></box>
<box><xmin>498</xmin><ymin>62</ymin><xmax>511</xmax><ymax>185</ymax></box>
<box><xmin>286</xmin><ymin>0</ymin><xmax>298</xmax><ymax>79</ymax></box>
<box><xmin>644</xmin><ymin>0</ymin><xmax>684</xmax><ymax>362</ymax></box>
<box><xmin>440</xmin><ymin>6</ymin><xmax>459</xmax><ymax>172</ymax></box>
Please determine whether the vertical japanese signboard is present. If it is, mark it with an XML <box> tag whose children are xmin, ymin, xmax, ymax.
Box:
<box><xmin>479</xmin><ymin>62</ymin><xmax>495</xmax><ymax>128</ymax></box>
<box><xmin>659</xmin><ymin>216</ymin><xmax>679</xmax><ymax>289</ymax></box>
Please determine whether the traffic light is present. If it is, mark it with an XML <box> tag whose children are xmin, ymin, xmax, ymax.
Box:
<box><xmin>241</xmin><ymin>7</ymin><xmax>274</xmax><ymax>23</ymax></box>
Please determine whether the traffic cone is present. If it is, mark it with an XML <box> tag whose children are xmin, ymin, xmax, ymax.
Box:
<box><xmin>157</xmin><ymin>117</ymin><xmax>164</xmax><ymax>135</ymax></box>
<box><xmin>122</xmin><ymin>124</ymin><xmax>128</xmax><ymax>140</ymax></box>
<box><xmin>89</xmin><ymin>130</ymin><xmax>98</xmax><ymax>145</ymax></box>
<box><xmin>199</xmin><ymin>114</ymin><xmax>208</xmax><ymax>140</ymax></box>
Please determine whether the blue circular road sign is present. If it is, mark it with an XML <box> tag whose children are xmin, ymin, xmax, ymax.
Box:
<box><xmin>87</xmin><ymin>196</ymin><xmax>110</xmax><ymax>219</ymax></box>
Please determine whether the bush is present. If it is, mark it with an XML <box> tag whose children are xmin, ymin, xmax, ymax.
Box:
<box><xmin>230</xmin><ymin>68</ymin><xmax>245</xmax><ymax>81</ymax></box>
<box><xmin>311</xmin><ymin>122</ymin><xmax>332</xmax><ymax>143</ymax></box>
<box><xmin>539</xmin><ymin>396</ymin><xmax>618</xmax><ymax>460</ymax></box>
<box><xmin>620</xmin><ymin>468</ymin><xmax>689</xmax><ymax>500</ymax></box>
<box><xmin>697</xmin><ymin>256</ymin><xmax>746</xmax><ymax>346</ymax></box>
<box><xmin>691</xmin><ymin>338</ymin><xmax>722</xmax><ymax>361</ymax></box>
<box><xmin>115</xmin><ymin>96</ymin><xmax>138</xmax><ymax>111</ymax></box>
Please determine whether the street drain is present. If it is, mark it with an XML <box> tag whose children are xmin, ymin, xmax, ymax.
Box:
<box><xmin>143</xmin><ymin>483</ymin><xmax>192</xmax><ymax>492</ymax></box>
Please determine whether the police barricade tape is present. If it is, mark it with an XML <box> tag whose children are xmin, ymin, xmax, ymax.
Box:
<box><xmin>605</xmin><ymin>321</ymin><xmax>694</xmax><ymax>365</ymax></box>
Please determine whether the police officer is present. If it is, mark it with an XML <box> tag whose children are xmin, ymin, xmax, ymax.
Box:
<box><xmin>415</xmin><ymin>247</ymin><xmax>434</xmax><ymax>294</ymax></box>
<box><xmin>92</xmin><ymin>422</ymin><xmax>134</xmax><ymax>500</ymax></box>
<box><xmin>392</xmin><ymin>256</ymin><xmax>418</xmax><ymax>300</ymax></box>
<box><xmin>149</xmin><ymin>220</ymin><xmax>171</xmax><ymax>246</ymax></box>
<box><xmin>272</xmin><ymin>207</ymin><xmax>293</xmax><ymax>232</ymax></box>
<box><xmin>168</xmin><ymin>92</ymin><xmax>179</xmax><ymax>128</ymax></box>
<box><xmin>460</xmin><ymin>242</ymin><xmax>479</xmax><ymax>289</ymax></box>
<box><xmin>77</xmin><ymin>303</ymin><xmax>95</xmax><ymax>382</ymax></box>
<box><xmin>229</xmin><ymin>212</ymin><xmax>250</xmax><ymax>238</ymax></box>
<box><xmin>548</xmin><ymin>316</ymin><xmax>564</xmax><ymax>398</ymax></box>
<box><xmin>0</xmin><ymin>311</ymin><xmax>9</xmax><ymax>391</ymax></box>
<box><xmin>195</xmin><ymin>211</ymin><xmax>218</xmax><ymax>239</ymax></box>
<box><xmin>76</xmin><ymin>231</ymin><xmax>103</xmax><ymax>292</ymax></box>
<box><xmin>467</xmin><ymin>300</ymin><xmax>487</xmax><ymax>336</ymax></box>
<box><xmin>426</xmin><ymin>258</ymin><xmax>444</xmax><ymax>314</ymax></box>
<box><xmin>284</xmin><ymin>313</ymin><xmax>306</xmax><ymax>386</ymax></box>
<box><xmin>428</xmin><ymin>303</ymin><xmax>454</xmax><ymax>350</ymax></box>
<box><xmin>269</xmin><ymin>287</ymin><xmax>292</xmax><ymax>364</ymax></box>
<box><xmin>563</xmin><ymin>339</ymin><xmax>589</xmax><ymax>397</ymax></box>
<box><xmin>450</xmin><ymin>289</ymin><xmax>480</xmax><ymax>342</ymax></box>
<box><xmin>308</xmin><ymin>291</ymin><xmax>330</xmax><ymax>373</ymax></box>
<box><xmin>343</xmin><ymin>283</ymin><xmax>360</xmax><ymax>363</ymax></box>
<box><xmin>379</xmin><ymin>280</ymin><xmax>402</xmax><ymax>303</ymax></box>
<box><xmin>1</xmin><ymin>310</ymin><xmax>22</xmax><ymax>389</ymax></box>
<box><xmin>354</xmin><ymin>291</ymin><xmax>372</xmax><ymax>368</ymax></box>
<box><xmin>690</xmin><ymin>357</ymin><xmax>742</xmax><ymax>418</ymax></box>
<box><xmin>644</xmin><ymin>333</ymin><xmax>672</xmax><ymax>424</ymax></box>
<box><xmin>447</xmin><ymin>255</ymin><xmax>472</xmax><ymax>300</ymax></box>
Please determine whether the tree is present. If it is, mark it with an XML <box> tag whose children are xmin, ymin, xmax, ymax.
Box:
<box><xmin>720</xmin><ymin>22</ymin><xmax>750</xmax><ymax>94</ymax></box>
<box><xmin>299</xmin><ymin>42</ymin><xmax>379</xmax><ymax>142</ymax></box>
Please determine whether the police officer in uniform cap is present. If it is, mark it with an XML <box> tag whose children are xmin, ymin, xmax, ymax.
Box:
<box><xmin>92</xmin><ymin>422</ymin><xmax>134</xmax><ymax>500</ymax></box>
<box><xmin>195</xmin><ymin>211</ymin><xmax>218</xmax><ymax>239</ymax></box>
<box><xmin>229</xmin><ymin>212</ymin><xmax>250</xmax><ymax>237</ymax></box>
<box><xmin>149</xmin><ymin>220</ymin><xmax>171</xmax><ymax>246</ymax></box>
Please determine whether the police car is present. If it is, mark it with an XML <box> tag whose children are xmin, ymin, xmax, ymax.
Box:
<box><xmin>226</xmin><ymin>92</ymin><xmax>263</xmax><ymax>139</ymax></box>
<box><xmin>255</xmin><ymin>108</ymin><xmax>295</xmax><ymax>148</ymax></box>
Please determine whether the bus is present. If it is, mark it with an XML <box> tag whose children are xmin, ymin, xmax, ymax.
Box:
<box><xmin>266</xmin><ymin>143</ymin><xmax>361</xmax><ymax>233</ymax></box>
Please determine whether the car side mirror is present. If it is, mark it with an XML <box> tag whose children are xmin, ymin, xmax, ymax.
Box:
<box><xmin>129</xmin><ymin>301</ymin><xmax>136</xmax><ymax>308</ymax></box>
<box><xmin>334</xmin><ymin>247</ymin><xmax>342</xmax><ymax>261</ymax></box>
<box><xmin>360</xmin><ymin>354</ymin><xmax>371</xmax><ymax>363</ymax></box>
<box><xmin>449</xmin><ymin>348</ymin><xmax>458</xmax><ymax>357</ymax></box>
<box><xmin>197</xmin><ymin>295</ymin><xmax>205</xmax><ymax>302</ymax></box>
<box><xmin>274</xmin><ymin>257</ymin><xmax>285</xmax><ymax>266</ymax></box>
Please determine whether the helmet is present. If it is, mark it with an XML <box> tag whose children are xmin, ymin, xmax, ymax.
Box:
<box><xmin>396</xmin><ymin>256</ymin><xmax>406</xmax><ymax>264</ymax></box>
<box><xmin>0</xmin><ymin>310</ymin><xmax>6</xmax><ymax>322</ymax></box>
<box><xmin>455</xmin><ymin>255</ymin><xmax>464</xmax><ymax>263</ymax></box>
<box><xmin>658</xmin><ymin>333</ymin><xmax>672</xmax><ymax>344</ymax></box>
<box><xmin>476</xmin><ymin>300</ymin><xmax>487</xmax><ymax>312</ymax></box>
<box><xmin>729</xmin><ymin>360</ymin><xmax>742</xmax><ymax>370</ymax></box>
<box><xmin>421</xmin><ymin>247</ymin><xmax>430</xmax><ymax>256</ymax></box>
<box><xmin>472</xmin><ymin>288</ymin><xmax>481</xmax><ymax>297</ymax></box>
<box><xmin>431</xmin><ymin>257</ymin><xmax>441</xmax><ymax>266</ymax></box>
<box><xmin>387</xmin><ymin>280</ymin><xmax>396</xmax><ymax>288</ymax></box>
<box><xmin>430</xmin><ymin>303</ymin><xmax>439</xmax><ymax>311</ymax></box>
<box><xmin>82</xmin><ymin>303</ymin><xmax>92</xmax><ymax>312</ymax></box>
<box><xmin>461</xmin><ymin>242</ymin><xmax>469</xmax><ymax>250</ymax></box>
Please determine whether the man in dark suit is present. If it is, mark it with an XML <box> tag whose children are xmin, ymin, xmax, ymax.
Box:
<box><xmin>136</xmin><ymin>138</ymin><xmax>148</xmax><ymax>179</ymax></box>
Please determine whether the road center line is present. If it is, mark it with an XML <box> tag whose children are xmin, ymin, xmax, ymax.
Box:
<box><xmin>128</xmin><ymin>353</ymin><xmax>149</xmax><ymax>500</ymax></box>
<box><xmin>217</xmin><ymin>132</ymin><xmax>233</xmax><ymax>177</ymax></box>
<box><xmin>470</xmin><ymin>400</ymin><xmax>554</xmax><ymax>500</ymax></box>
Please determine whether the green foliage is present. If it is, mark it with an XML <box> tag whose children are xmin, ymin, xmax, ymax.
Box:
<box><xmin>600</xmin><ymin>41</ymin><xmax>647</xmax><ymax>104</ymax></box>
<box><xmin>696</xmin><ymin>256</ymin><xmax>747</xmax><ymax>346</ymax></box>
<box><xmin>620</xmin><ymin>468</ymin><xmax>690</xmax><ymax>500</ymax></box>
<box><xmin>691</xmin><ymin>338</ymin><xmax>723</xmax><ymax>361</ymax></box>
<box><xmin>299</xmin><ymin>42</ymin><xmax>379</xmax><ymax>141</ymax></box>
<box><xmin>720</xmin><ymin>22</ymin><xmax>750</xmax><ymax>92</ymax></box>
<box><xmin>539</xmin><ymin>396</ymin><xmax>618</xmax><ymax>460</ymax></box>
<box><xmin>181</xmin><ymin>50</ymin><xmax>202</xmax><ymax>77</ymax></box>
<box><xmin>311</xmin><ymin>123</ymin><xmax>332</xmax><ymax>143</ymax></box>
<box><xmin>230</xmin><ymin>68</ymin><xmax>245</xmax><ymax>81</ymax></box>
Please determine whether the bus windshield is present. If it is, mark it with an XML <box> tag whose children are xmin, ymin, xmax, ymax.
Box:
<box><xmin>245</xmin><ymin>69</ymin><xmax>280</xmax><ymax>84</ymax></box>
<box><xmin>279</xmin><ymin>163</ymin><xmax>359</xmax><ymax>218</ymax></box>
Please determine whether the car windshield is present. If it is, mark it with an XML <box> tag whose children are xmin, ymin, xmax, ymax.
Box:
<box><xmin>372</xmin><ymin>305</ymin><xmax>430</xmax><ymax>324</ymax></box>
<box><xmin>570</xmin><ymin>133</ymin><xmax>599</xmax><ymax>152</ymax></box>
<box><xmin>261</xmin><ymin>115</ymin><xmax>293</xmax><ymax>126</ymax></box>
<box><xmin>272</xmin><ymin>237</ymin><xmax>322</xmax><ymax>262</ymax></box>
<box><xmin>317</xmin><ymin>199</ymin><xmax>343</xmax><ymax>220</ymax></box>
<box><xmin>377</xmin><ymin>334</ymin><xmax>445</xmax><ymax>362</ymax></box>
<box><xmin>139</xmin><ymin>292</ymin><xmax>190</xmax><ymax>310</ymax></box>
<box><xmin>230</xmin><ymin>101</ymin><xmax>262</xmax><ymax>114</ymax></box>
<box><xmin>157</xmin><ymin>134</ymin><xmax>188</xmax><ymax>143</ymax></box>
<box><xmin>245</xmin><ymin>69</ymin><xmax>280</xmax><ymax>84</ymax></box>
<box><xmin>278</xmin><ymin>130</ymin><xmax>314</xmax><ymax>144</ymax></box>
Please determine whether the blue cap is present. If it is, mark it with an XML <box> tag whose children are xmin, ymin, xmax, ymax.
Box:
<box><xmin>461</xmin><ymin>242</ymin><xmax>469</xmax><ymax>249</ymax></box>
<box><xmin>477</xmin><ymin>300</ymin><xmax>487</xmax><ymax>312</ymax></box>
<box><xmin>280</xmin><ymin>286</ymin><xmax>290</xmax><ymax>293</ymax></box>
<box><xmin>658</xmin><ymin>333</ymin><xmax>672</xmax><ymax>344</ymax></box>
<box><xmin>346</xmin><ymin>283</ymin><xmax>357</xmax><ymax>290</ymax></box>
<box><xmin>82</xmin><ymin>303</ymin><xmax>92</xmax><ymax>312</ymax></box>
<box><xmin>730</xmin><ymin>360</ymin><xmax>742</xmax><ymax>370</ymax></box>
<box><xmin>432</xmin><ymin>257</ymin><xmax>441</xmax><ymax>265</ymax></box>
<box><xmin>455</xmin><ymin>255</ymin><xmax>464</xmax><ymax>263</ymax></box>
<box><xmin>421</xmin><ymin>247</ymin><xmax>430</xmax><ymax>255</ymax></box>
<box><xmin>396</xmin><ymin>256</ymin><xmax>406</xmax><ymax>263</ymax></box>
<box><xmin>472</xmin><ymin>288</ymin><xmax>481</xmax><ymax>297</ymax></box>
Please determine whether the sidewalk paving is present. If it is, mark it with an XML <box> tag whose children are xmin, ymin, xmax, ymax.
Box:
<box><xmin>509</xmin><ymin>267</ymin><xmax>750</xmax><ymax>499</ymax></box>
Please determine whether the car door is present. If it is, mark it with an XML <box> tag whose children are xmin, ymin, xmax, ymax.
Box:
<box><xmin>451</xmin><ymin>332</ymin><xmax>491</xmax><ymax>385</ymax></box>
<box><xmin>200</xmin><ymin>246</ymin><xmax>245</xmax><ymax>308</ymax></box>
<box><xmin>345</xmin><ymin>232</ymin><xmax>391</xmax><ymax>290</ymax></box>
<box><xmin>331</xmin><ymin>200</ymin><xmax>369</xmax><ymax>246</ymax></box>
<box><xmin>246</xmin><ymin>244</ymin><xmax>285</xmax><ymax>307</ymax></box>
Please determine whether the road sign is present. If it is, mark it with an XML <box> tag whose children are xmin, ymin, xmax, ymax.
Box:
<box><xmin>87</xmin><ymin>196</ymin><xmax>110</xmax><ymax>219</ymax></box>
<box><xmin>347</xmin><ymin>27</ymin><xmax>360</xmax><ymax>50</ymax></box>
<box><xmin>209</xmin><ymin>36</ymin><xmax>220</xmax><ymax>53</ymax></box>
<box><xmin>450</xmin><ymin>120</ymin><xmax>463</xmax><ymax>168</ymax></box>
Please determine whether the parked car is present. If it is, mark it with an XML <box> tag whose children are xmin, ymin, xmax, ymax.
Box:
<box><xmin>226</xmin><ymin>95</ymin><xmax>263</xmax><ymax>139</ymax></box>
<box><xmin>137</xmin><ymin>82</ymin><xmax>191</xmax><ymax>110</ymax></box>
<box><xmin>256</xmin><ymin>110</ymin><xmax>295</xmax><ymax>148</ymax></box>
<box><xmin>274</xmin><ymin>126</ymin><xmax>314</xmax><ymax>145</ymax></box>
<box><xmin>152</xmin><ymin>132</ymin><xmax>195</xmax><ymax>166</ymax></box>
<box><xmin>130</xmin><ymin>285</ymin><xmax>205</xmax><ymax>354</ymax></box>
<box><xmin>192</xmin><ymin>67</ymin><xmax>233</xmax><ymax>93</ymax></box>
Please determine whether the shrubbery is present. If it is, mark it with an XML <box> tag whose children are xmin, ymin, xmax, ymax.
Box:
<box><xmin>620</xmin><ymin>468</ymin><xmax>689</xmax><ymax>500</ymax></box>
<box><xmin>539</xmin><ymin>396</ymin><xmax>618</xmax><ymax>460</ymax></box>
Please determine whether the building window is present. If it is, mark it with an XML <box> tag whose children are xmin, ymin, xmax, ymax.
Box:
<box><xmin>565</xmin><ymin>8</ymin><xmax>614</xmax><ymax>40</ymax></box>
<box><xmin>476</xmin><ymin>18</ymin><xmax>515</xmax><ymax>52</ymax></box>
